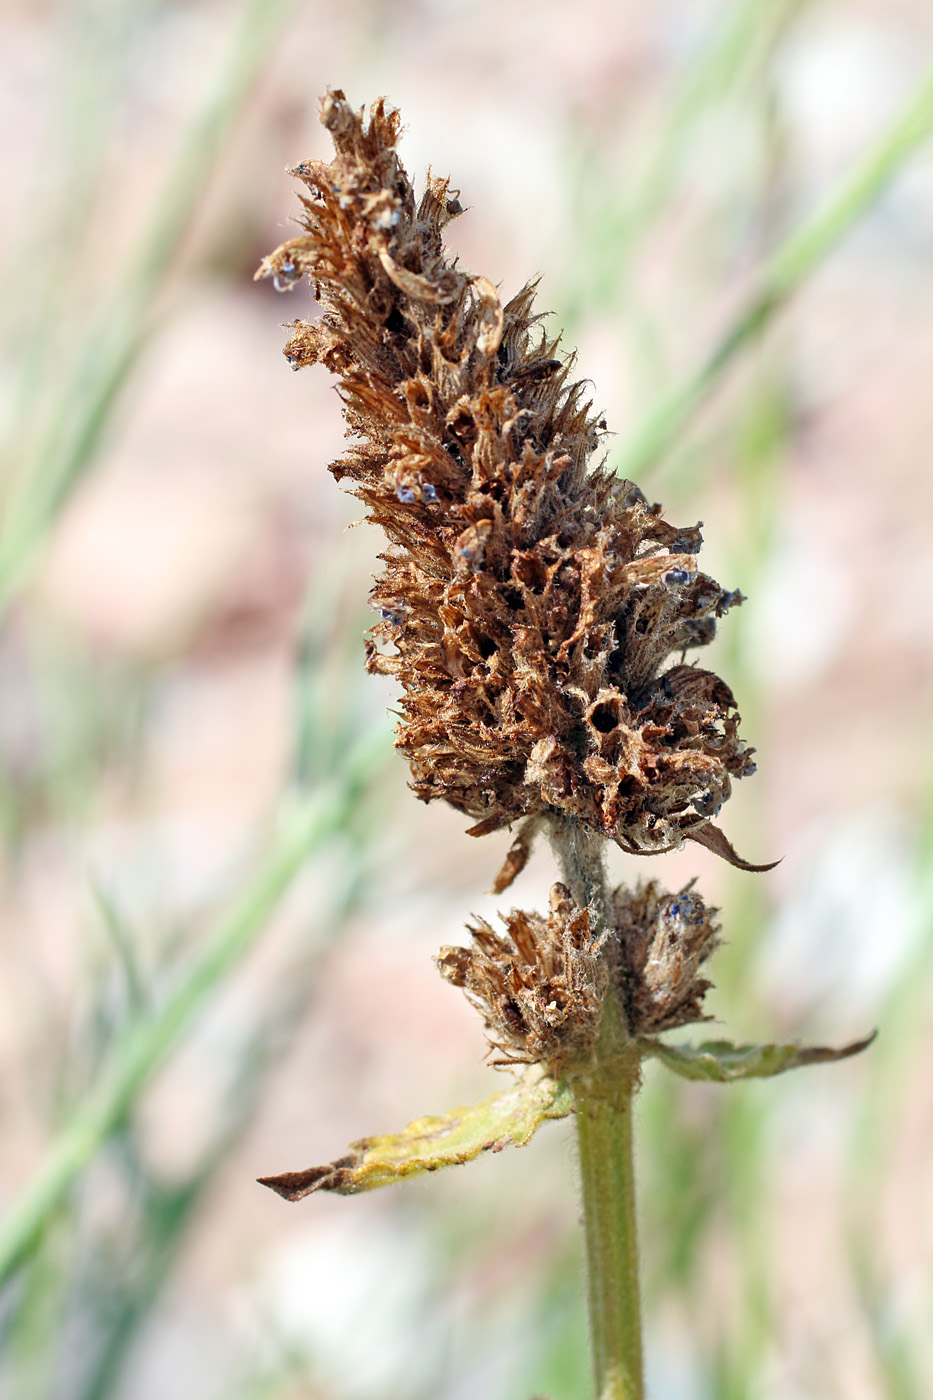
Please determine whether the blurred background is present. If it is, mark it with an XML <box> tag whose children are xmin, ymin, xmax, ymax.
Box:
<box><xmin>1</xmin><ymin>1</ymin><xmax>932</xmax><ymax>1397</ymax></box>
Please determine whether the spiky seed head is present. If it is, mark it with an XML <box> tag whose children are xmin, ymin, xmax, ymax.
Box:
<box><xmin>258</xmin><ymin>90</ymin><xmax>760</xmax><ymax>873</ymax></box>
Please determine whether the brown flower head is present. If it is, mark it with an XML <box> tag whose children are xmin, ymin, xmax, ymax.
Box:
<box><xmin>437</xmin><ymin>878</ymin><xmax>720</xmax><ymax>1073</ymax></box>
<box><xmin>436</xmin><ymin>883</ymin><xmax>607</xmax><ymax>1073</ymax></box>
<box><xmin>257</xmin><ymin>90</ymin><xmax>762</xmax><ymax>871</ymax></box>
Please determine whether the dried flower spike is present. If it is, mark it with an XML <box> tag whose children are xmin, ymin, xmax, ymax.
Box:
<box><xmin>256</xmin><ymin>90</ymin><xmax>766</xmax><ymax>872</ymax></box>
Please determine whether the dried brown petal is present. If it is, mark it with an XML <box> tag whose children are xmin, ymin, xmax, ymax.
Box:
<box><xmin>259</xmin><ymin>91</ymin><xmax>760</xmax><ymax>863</ymax></box>
<box><xmin>490</xmin><ymin>816</ymin><xmax>542</xmax><ymax>894</ymax></box>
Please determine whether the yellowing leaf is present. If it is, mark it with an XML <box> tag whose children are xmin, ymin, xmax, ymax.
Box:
<box><xmin>641</xmin><ymin>1031</ymin><xmax>876</xmax><ymax>1083</ymax></box>
<box><xmin>259</xmin><ymin>1066</ymin><xmax>572</xmax><ymax>1200</ymax></box>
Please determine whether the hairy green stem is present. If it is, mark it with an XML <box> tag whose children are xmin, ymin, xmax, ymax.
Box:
<box><xmin>575</xmin><ymin>1031</ymin><xmax>644</xmax><ymax>1400</ymax></box>
<box><xmin>551</xmin><ymin>823</ymin><xmax>645</xmax><ymax>1400</ymax></box>
<box><xmin>617</xmin><ymin>63</ymin><xmax>933</xmax><ymax>479</ymax></box>
<box><xmin>550</xmin><ymin>817</ymin><xmax>611</xmax><ymax>928</ymax></box>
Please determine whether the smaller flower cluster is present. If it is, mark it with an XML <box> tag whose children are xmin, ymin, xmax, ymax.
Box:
<box><xmin>612</xmin><ymin>880</ymin><xmax>720</xmax><ymax>1036</ymax></box>
<box><xmin>438</xmin><ymin>879</ymin><xmax>720</xmax><ymax>1074</ymax></box>
<box><xmin>436</xmin><ymin>883</ymin><xmax>607</xmax><ymax>1073</ymax></box>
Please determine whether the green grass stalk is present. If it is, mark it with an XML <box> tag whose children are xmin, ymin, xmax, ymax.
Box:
<box><xmin>0</xmin><ymin>724</ymin><xmax>386</xmax><ymax>1286</ymax></box>
<box><xmin>0</xmin><ymin>0</ymin><xmax>300</xmax><ymax>614</ymax></box>
<box><xmin>617</xmin><ymin>63</ymin><xmax>933</xmax><ymax>479</ymax></box>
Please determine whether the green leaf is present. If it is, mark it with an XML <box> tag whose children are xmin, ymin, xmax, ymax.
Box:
<box><xmin>258</xmin><ymin>1066</ymin><xmax>573</xmax><ymax>1200</ymax></box>
<box><xmin>641</xmin><ymin>1031</ymin><xmax>876</xmax><ymax>1084</ymax></box>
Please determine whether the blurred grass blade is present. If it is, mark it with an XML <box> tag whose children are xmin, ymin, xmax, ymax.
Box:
<box><xmin>259</xmin><ymin>1066</ymin><xmax>573</xmax><ymax>1200</ymax></box>
<box><xmin>620</xmin><ymin>0</ymin><xmax>798</xmax><ymax>237</ymax></box>
<box><xmin>565</xmin><ymin>0</ymin><xmax>801</xmax><ymax>306</ymax></box>
<box><xmin>617</xmin><ymin>64</ymin><xmax>933</xmax><ymax>479</ymax></box>
<box><xmin>643</xmin><ymin>1031</ymin><xmax>875</xmax><ymax>1083</ymax></box>
<box><xmin>0</xmin><ymin>722</ymin><xmax>388</xmax><ymax>1287</ymax></box>
<box><xmin>841</xmin><ymin>778</ymin><xmax>933</xmax><ymax>1399</ymax></box>
<box><xmin>77</xmin><ymin>958</ymin><xmax>336</xmax><ymax>1400</ymax></box>
<box><xmin>0</xmin><ymin>0</ymin><xmax>300</xmax><ymax>613</ymax></box>
<box><xmin>88</xmin><ymin>876</ymin><xmax>149</xmax><ymax>1018</ymax></box>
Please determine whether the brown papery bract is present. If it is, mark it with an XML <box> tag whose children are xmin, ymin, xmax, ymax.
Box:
<box><xmin>257</xmin><ymin>90</ymin><xmax>761</xmax><ymax>877</ymax></box>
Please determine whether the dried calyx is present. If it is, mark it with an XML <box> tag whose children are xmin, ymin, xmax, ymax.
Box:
<box><xmin>437</xmin><ymin>879</ymin><xmax>721</xmax><ymax>1075</ymax></box>
<box><xmin>257</xmin><ymin>89</ymin><xmax>763</xmax><ymax>875</ymax></box>
<box><xmin>437</xmin><ymin>883</ymin><xmax>607</xmax><ymax>1073</ymax></box>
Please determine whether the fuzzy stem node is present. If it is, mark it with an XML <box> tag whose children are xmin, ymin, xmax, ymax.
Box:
<box><xmin>549</xmin><ymin>820</ymin><xmax>612</xmax><ymax>937</ymax></box>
